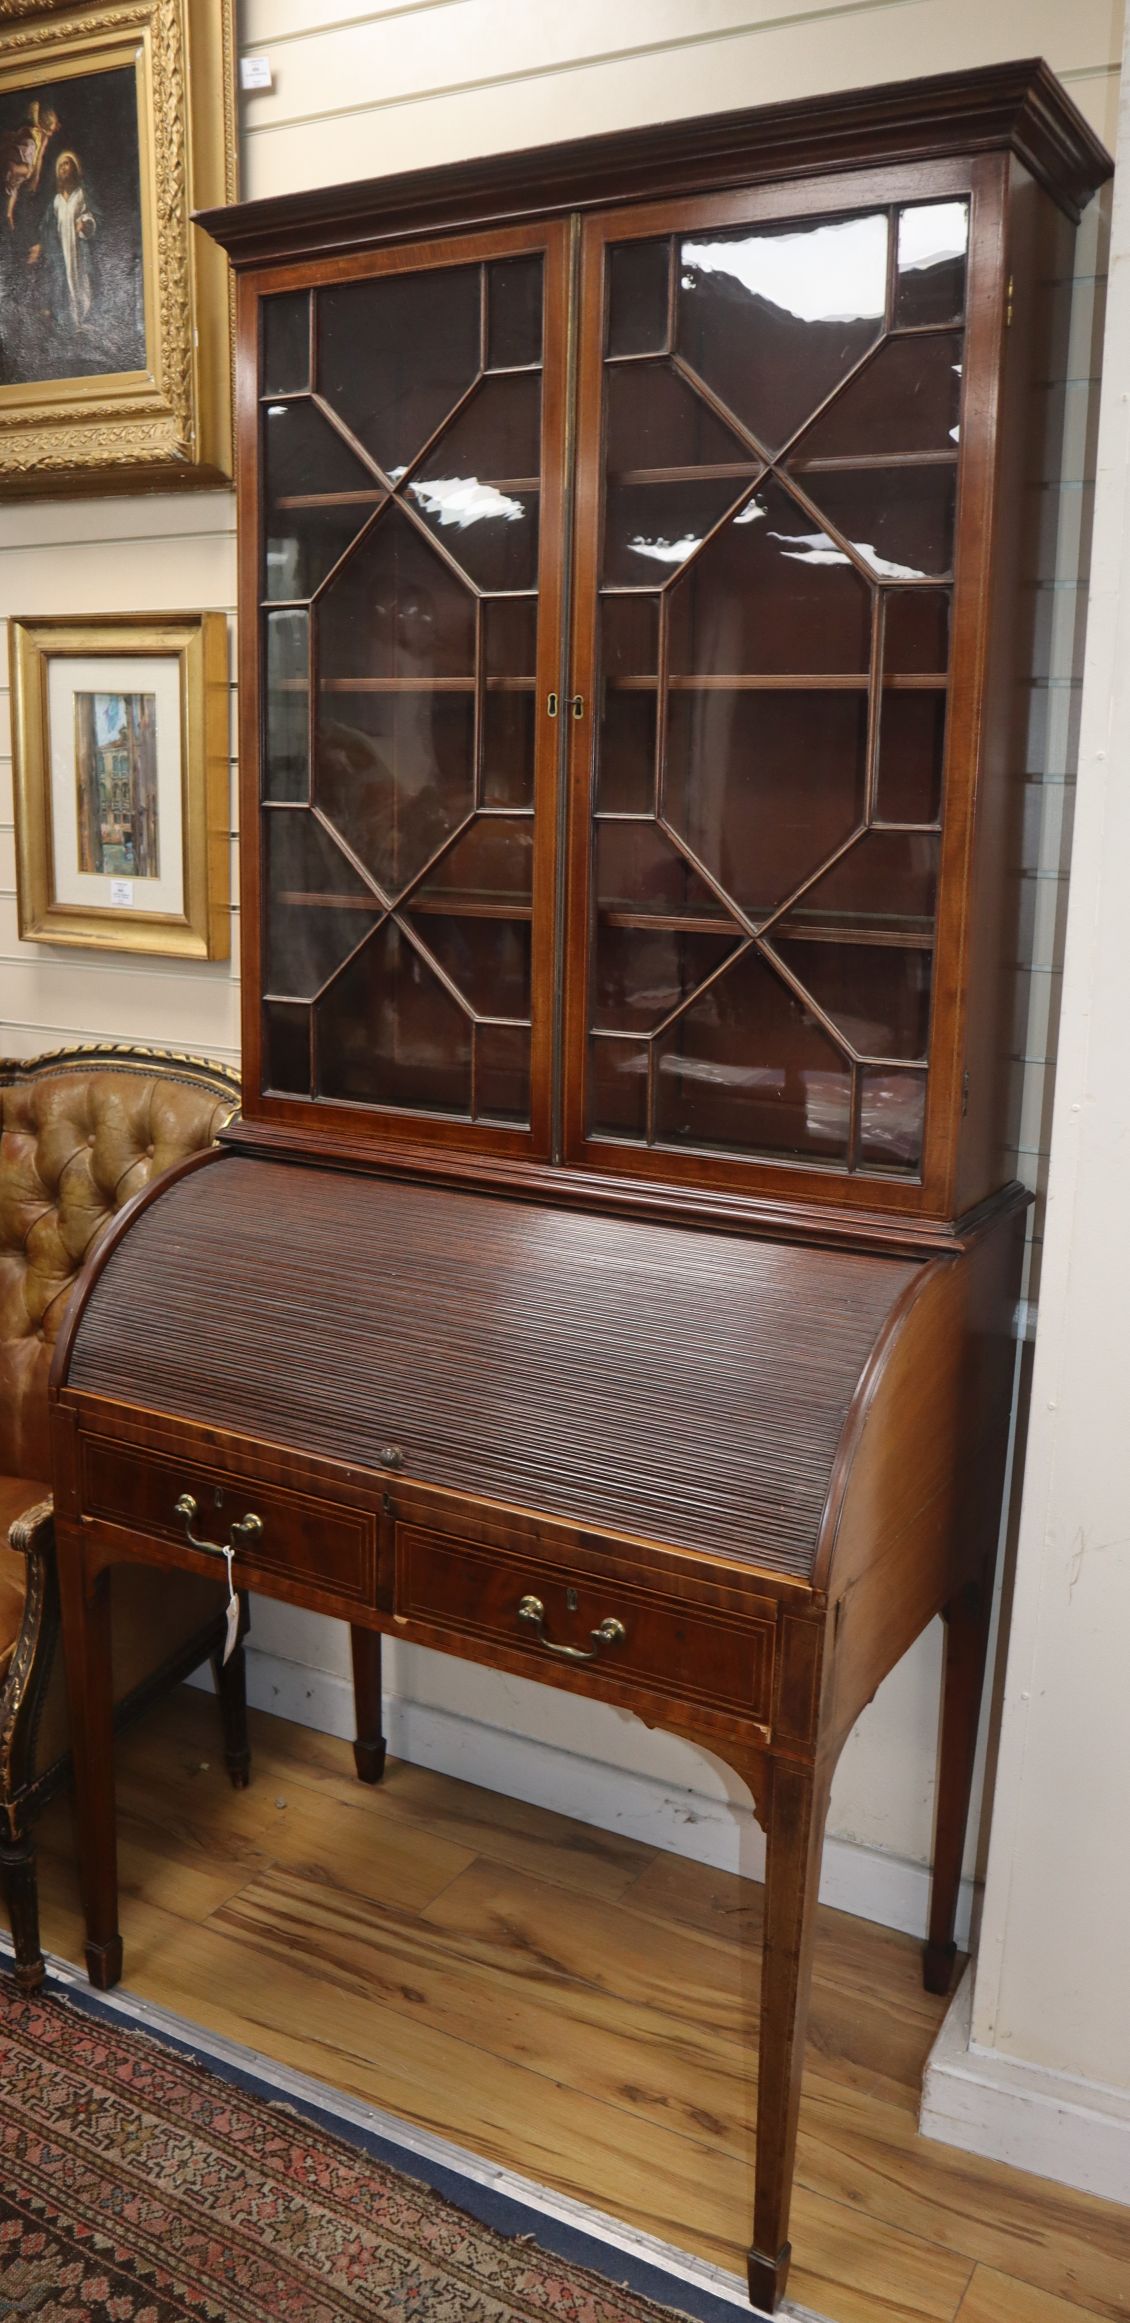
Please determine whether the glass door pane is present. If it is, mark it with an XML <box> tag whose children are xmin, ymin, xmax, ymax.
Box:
<box><xmin>570</xmin><ymin>192</ymin><xmax>968</xmax><ymax>1182</ymax></box>
<box><xmin>256</xmin><ymin>229</ymin><xmax>564</xmax><ymax>1148</ymax></box>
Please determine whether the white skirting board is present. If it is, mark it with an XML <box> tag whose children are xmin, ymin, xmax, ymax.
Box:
<box><xmin>920</xmin><ymin>1968</ymin><xmax>1130</xmax><ymax>2207</ymax></box>
<box><xmin>190</xmin><ymin>1645</ymin><xmax>974</xmax><ymax>1944</ymax></box>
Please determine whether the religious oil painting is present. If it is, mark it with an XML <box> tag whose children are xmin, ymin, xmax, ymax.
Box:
<box><xmin>10</xmin><ymin>612</ymin><xmax>230</xmax><ymax>960</ymax></box>
<box><xmin>0</xmin><ymin>63</ymin><xmax>146</xmax><ymax>384</ymax></box>
<box><xmin>0</xmin><ymin>0</ymin><xmax>236</xmax><ymax>494</ymax></box>
<box><xmin>74</xmin><ymin>691</ymin><xmax>160</xmax><ymax>878</ymax></box>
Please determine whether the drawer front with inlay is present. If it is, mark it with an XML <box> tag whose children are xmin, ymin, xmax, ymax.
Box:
<box><xmin>80</xmin><ymin>1434</ymin><xmax>377</xmax><ymax>1605</ymax></box>
<box><xmin>395</xmin><ymin>1521</ymin><xmax>776</xmax><ymax>1731</ymax></box>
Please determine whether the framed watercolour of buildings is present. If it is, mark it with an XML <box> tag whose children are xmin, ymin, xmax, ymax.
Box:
<box><xmin>10</xmin><ymin>611</ymin><xmax>230</xmax><ymax>957</ymax></box>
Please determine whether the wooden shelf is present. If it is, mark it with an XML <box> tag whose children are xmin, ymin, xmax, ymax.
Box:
<box><xmin>774</xmin><ymin>920</ymin><xmax>934</xmax><ymax>950</ymax></box>
<box><xmin>607</xmin><ymin>673</ymin><xmax>948</xmax><ymax>691</ymax></box>
<box><xmin>410</xmin><ymin>894</ymin><xmax>533</xmax><ymax>919</ymax></box>
<box><xmin>609</xmin><ymin>452</ymin><xmax>957</xmax><ymax>486</ymax></box>
<box><xmin>272</xmin><ymin>673</ymin><xmax>945</xmax><ymax>695</ymax></box>
<box><xmin>611</xmin><ymin>462</ymin><xmax>757</xmax><ymax>487</ymax></box>
<box><xmin>600</xmin><ymin>910</ymin><xmax>741</xmax><ymax>935</ymax></box>
<box><xmin>272</xmin><ymin>676</ymin><xmax>537</xmax><ymax>693</ymax></box>
<box><xmin>276</xmin><ymin>889</ymin><xmax>532</xmax><ymax>919</ymax></box>
<box><xmin>276</xmin><ymin>891</ymin><xmax>382</xmax><ymax>911</ymax></box>
<box><xmin>597</xmin><ymin>908</ymin><xmax>933</xmax><ymax>947</ymax></box>
<box><xmin>787</xmin><ymin>449</ymin><xmax>958</xmax><ymax>472</ymax></box>
<box><xmin>271</xmin><ymin>478</ymin><xmax>540</xmax><ymax>508</ymax></box>
<box><xmin>274</xmin><ymin>490</ymin><xmax>385</xmax><ymax>510</ymax></box>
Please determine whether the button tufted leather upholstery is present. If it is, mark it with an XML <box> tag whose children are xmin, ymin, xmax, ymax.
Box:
<box><xmin>0</xmin><ymin>1060</ymin><xmax>236</xmax><ymax>1481</ymax></box>
<box><xmin>0</xmin><ymin>1476</ymin><xmax>33</xmax><ymax>1682</ymax></box>
<box><xmin>0</xmin><ymin>1046</ymin><xmax>245</xmax><ymax>1991</ymax></box>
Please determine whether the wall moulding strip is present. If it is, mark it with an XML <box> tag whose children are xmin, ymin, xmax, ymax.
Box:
<box><xmin>921</xmin><ymin>1971</ymin><xmax>1130</xmax><ymax>2208</ymax></box>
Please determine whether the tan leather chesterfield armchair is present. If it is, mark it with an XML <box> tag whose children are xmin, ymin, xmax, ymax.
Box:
<box><xmin>0</xmin><ymin>1044</ymin><xmax>250</xmax><ymax>1989</ymax></box>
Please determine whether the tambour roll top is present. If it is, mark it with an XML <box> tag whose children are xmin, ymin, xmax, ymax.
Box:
<box><xmin>64</xmin><ymin>1150</ymin><xmax>924</xmax><ymax>1579</ymax></box>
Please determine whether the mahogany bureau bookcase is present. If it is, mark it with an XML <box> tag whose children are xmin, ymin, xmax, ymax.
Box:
<box><xmin>50</xmin><ymin>61</ymin><xmax>1109</xmax><ymax>2314</ymax></box>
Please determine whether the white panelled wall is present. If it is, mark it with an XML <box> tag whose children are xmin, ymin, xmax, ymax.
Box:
<box><xmin>921</xmin><ymin>8</ymin><xmax>1130</xmax><ymax>2202</ymax></box>
<box><xmin>1</xmin><ymin>0</ymin><xmax>1126</xmax><ymax>2188</ymax></box>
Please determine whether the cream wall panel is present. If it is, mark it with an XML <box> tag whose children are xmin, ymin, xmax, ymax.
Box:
<box><xmin>0</xmin><ymin>534</ymin><xmax>235</xmax><ymax>618</ymax></box>
<box><xmin>239</xmin><ymin>0</ymin><xmax>1118</xmax><ymax>196</ymax></box>
<box><xmin>1078</xmin><ymin>182</ymin><xmax>1112</xmax><ymax>262</ymax></box>
<box><xmin>1065</xmin><ymin>68</ymin><xmax>1120</xmax><ymax>146</ymax></box>
<box><xmin>1065</xmin><ymin>270</ymin><xmax>1107</xmax><ymax>379</ymax></box>
<box><xmin>243</xmin><ymin>0</ymin><xmax>921</xmax><ymax>44</ymax></box>
<box><xmin>0</xmin><ymin>492</ymin><xmax>234</xmax><ymax>555</ymax></box>
<box><xmin>242</xmin><ymin>0</ymin><xmax>874</xmax><ymax>104</ymax></box>
<box><xmin>1035</xmin><ymin>486</ymin><xmax>1095</xmax><ymax>590</ymax></box>
<box><xmin>1017</xmin><ymin>872</ymin><xmax>1068</xmax><ymax>977</ymax></box>
<box><xmin>242</xmin><ymin>0</ymin><xmax>488</xmax><ymax>35</ymax></box>
<box><xmin>1023</xmin><ymin>775</ymin><xmax>1074</xmax><ymax>878</ymax></box>
<box><xmin>1</xmin><ymin>954</ymin><xmax>240</xmax><ymax>1053</ymax></box>
<box><xmin>1054</xmin><ymin>378</ymin><xmax>1104</xmax><ymax>483</ymax></box>
<box><xmin>1032</xmin><ymin>586</ymin><xmax>1091</xmax><ymax>696</ymax></box>
<box><xmin>956</xmin><ymin>4</ymin><xmax>1130</xmax><ymax>2098</ymax></box>
<box><xmin>1027</xmin><ymin>681</ymin><xmax>1085</xmax><ymax>783</ymax></box>
<box><xmin>247</xmin><ymin>0</ymin><xmax>1114</xmax><ymax>129</ymax></box>
<box><xmin>240</xmin><ymin>0</ymin><xmax>1117</xmax><ymax>123</ymax></box>
<box><xmin>1016</xmin><ymin>1056</ymin><xmax>1055</xmax><ymax>1162</ymax></box>
<box><xmin>0</xmin><ymin>1026</ymin><xmax>241</xmax><ymax>1066</ymax></box>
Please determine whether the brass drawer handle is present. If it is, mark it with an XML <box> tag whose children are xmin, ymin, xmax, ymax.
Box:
<box><xmin>517</xmin><ymin>1592</ymin><xmax>626</xmax><ymax>1663</ymax></box>
<box><xmin>173</xmin><ymin>1493</ymin><xmax>263</xmax><ymax>1557</ymax></box>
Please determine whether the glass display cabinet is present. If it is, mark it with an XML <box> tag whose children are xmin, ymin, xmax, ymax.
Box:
<box><xmin>51</xmin><ymin>63</ymin><xmax>1109</xmax><ymax>2315</ymax></box>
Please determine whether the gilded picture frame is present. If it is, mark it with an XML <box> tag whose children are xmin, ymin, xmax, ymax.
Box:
<box><xmin>10</xmin><ymin>611</ymin><xmax>231</xmax><ymax>958</ymax></box>
<box><xmin>0</xmin><ymin>0</ymin><xmax>235</xmax><ymax>494</ymax></box>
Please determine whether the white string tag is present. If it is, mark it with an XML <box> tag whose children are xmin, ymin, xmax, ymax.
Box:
<box><xmin>222</xmin><ymin>1543</ymin><xmax>240</xmax><ymax>1665</ymax></box>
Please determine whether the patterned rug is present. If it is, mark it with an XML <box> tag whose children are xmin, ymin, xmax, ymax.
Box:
<box><xmin>0</xmin><ymin>1979</ymin><xmax>711</xmax><ymax>2323</ymax></box>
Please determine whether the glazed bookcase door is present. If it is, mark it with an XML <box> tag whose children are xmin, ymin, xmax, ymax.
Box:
<box><xmin>564</xmin><ymin>163</ymin><xmax>1002</xmax><ymax>1215</ymax></box>
<box><xmin>244</xmin><ymin>223</ymin><xmax>569</xmax><ymax>1157</ymax></box>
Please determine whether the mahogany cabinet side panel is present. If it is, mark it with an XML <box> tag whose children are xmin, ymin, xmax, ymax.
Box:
<box><xmin>952</xmin><ymin>168</ymin><xmax>1080</xmax><ymax>1216</ymax></box>
<box><xmin>817</xmin><ymin>1204</ymin><xmax>1024</xmax><ymax>1750</ymax></box>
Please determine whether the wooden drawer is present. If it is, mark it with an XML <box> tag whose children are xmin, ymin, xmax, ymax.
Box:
<box><xmin>80</xmin><ymin>1433</ymin><xmax>377</xmax><ymax>1605</ymax></box>
<box><xmin>394</xmin><ymin>1520</ymin><xmax>776</xmax><ymax>1732</ymax></box>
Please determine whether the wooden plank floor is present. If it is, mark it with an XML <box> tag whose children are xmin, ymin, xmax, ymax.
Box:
<box><xmin>24</xmin><ymin>1687</ymin><xmax>1130</xmax><ymax>2323</ymax></box>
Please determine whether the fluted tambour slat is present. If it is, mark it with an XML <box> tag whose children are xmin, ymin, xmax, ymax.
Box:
<box><xmin>69</xmin><ymin>1156</ymin><xmax>922</xmax><ymax>1575</ymax></box>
